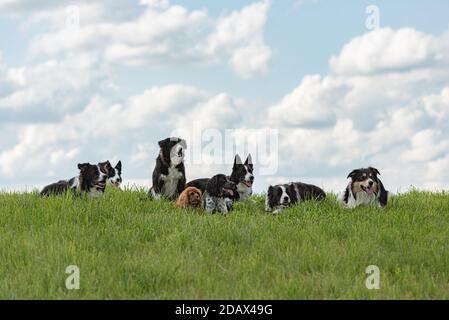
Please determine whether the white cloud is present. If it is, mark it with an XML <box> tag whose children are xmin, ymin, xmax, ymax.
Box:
<box><xmin>2</xmin><ymin>13</ymin><xmax>449</xmax><ymax>195</ymax></box>
<box><xmin>0</xmin><ymin>84</ymin><xmax>247</xmax><ymax>182</ymax></box>
<box><xmin>0</xmin><ymin>54</ymin><xmax>112</xmax><ymax>120</ymax></box>
<box><xmin>330</xmin><ymin>28</ymin><xmax>439</xmax><ymax>75</ymax></box>
<box><xmin>265</xmin><ymin>27</ymin><xmax>449</xmax><ymax>191</ymax></box>
<box><xmin>22</xmin><ymin>0</ymin><xmax>271</xmax><ymax>78</ymax></box>
<box><xmin>229</xmin><ymin>43</ymin><xmax>271</xmax><ymax>78</ymax></box>
<box><xmin>268</xmin><ymin>75</ymin><xmax>344</xmax><ymax>127</ymax></box>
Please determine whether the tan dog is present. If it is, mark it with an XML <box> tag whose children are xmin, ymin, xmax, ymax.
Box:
<box><xmin>176</xmin><ymin>187</ymin><xmax>202</xmax><ymax>208</ymax></box>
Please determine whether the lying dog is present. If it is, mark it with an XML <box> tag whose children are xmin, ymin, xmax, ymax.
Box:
<box><xmin>337</xmin><ymin>167</ymin><xmax>388</xmax><ymax>208</ymax></box>
<box><xmin>149</xmin><ymin>137</ymin><xmax>187</xmax><ymax>200</ymax></box>
<box><xmin>175</xmin><ymin>186</ymin><xmax>202</xmax><ymax>209</ymax></box>
<box><xmin>186</xmin><ymin>154</ymin><xmax>254</xmax><ymax>201</ymax></box>
<box><xmin>204</xmin><ymin>174</ymin><xmax>238</xmax><ymax>214</ymax></box>
<box><xmin>266</xmin><ymin>182</ymin><xmax>326</xmax><ymax>214</ymax></box>
<box><xmin>40</xmin><ymin>161</ymin><xmax>113</xmax><ymax>197</ymax></box>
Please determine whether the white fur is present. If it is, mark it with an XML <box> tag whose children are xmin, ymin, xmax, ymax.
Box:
<box><xmin>108</xmin><ymin>167</ymin><xmax>121</xmax><ymax>187</ymax></box>
<box><xmin>237</xmin><ymin>182</ymin><xmax>252</xmax><ymax>200</ymax></box>
<box><xmin>337</xmin><ymin>182</ymin><xmax>380</xmax><ymax>208</ymax></box>
<box><xmin>266</xmin><ymin>185</ymin><xmax>290</xmax><ymax>214</ymax></box>
<box><xmin>170</xmin><ymin>142</ymin><xmax>186</xmax><ymax>167</ymax></box>
<box><xmin>161</xmin><ymin>166</ymin><xmax>183</xmax><ymax>197</ymax></box>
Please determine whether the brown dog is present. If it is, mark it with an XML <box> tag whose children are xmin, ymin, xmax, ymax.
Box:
<box><xmin>176</xmin><ymin>187</ymin><xmax>202</xmax><ymax>208</ymax></box>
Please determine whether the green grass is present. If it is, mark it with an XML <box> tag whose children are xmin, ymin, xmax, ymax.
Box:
<box><xmin>0</xmin><ymin>189</ymin><xmax>449</xmax><ymax>299</ymax></box>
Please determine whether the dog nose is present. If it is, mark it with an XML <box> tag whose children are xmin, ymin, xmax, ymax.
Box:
<box><xmin>282</xmin><ymin>197</ymin><xmax>289</xmax><ymax>203</ymax></box>
<box><xmin>250</xmin><ymin>176</ymin><xmax>254</xmax><ymax>182</ymax></box>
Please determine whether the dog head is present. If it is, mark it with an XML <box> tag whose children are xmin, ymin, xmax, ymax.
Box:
<box><xmin>177</xmin><ymin>187</ymin><xmax>202</xmax><ymax>208</ymax></box>
<box><xmin>267</xmin><ymin>184</ymin><xmax>292</xmax><ymax>209</ymax></box>
<box><xmin>158</xmin><ymin>137</ymin><xmax>187</xmax><ymax>167</ymax></box>
<box><xmin>206</xmin><ymin>174</ymin><xmax>237</xmax><ymax>199</ymax></box>
<box><xmin>105</xmin><ymin>160</ymin><xmax>122</xmax><ymax>188</ymax></box>
<box><xmin>230</xmin><ymin>154</ymin><xmax>254</xmax><ymax>188</ymax></box>
<box><xmin>347</xmin><ymin>167</ymin><xmax>381</xmax><ymax>196</ymax></box>
<box><xmin>77</xmin><ymin>162</ymin><xmax>108</xmax><ymax>193</ymax></box>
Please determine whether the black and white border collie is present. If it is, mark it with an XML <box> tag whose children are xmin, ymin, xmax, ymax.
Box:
<box><xmin>266</xmin><ymin>182</ymin><xmax>326</xmax><ymax>214</ymax></box>
<box><xmin>40</xmin><ymin>161</ymin><xmax>114</xmax><ymax>197</ymax></box>
<box><xmin>149</xmin><ymin>137</ymin><xmax>187</xmax><ymax>200</ymax></box>
<box><xmin>204</xmin><ymin>174</ymin><xmax>238</xmax><ymax>214</ymax></box>
<box><xmin>186</xmin><ymin>154</ymin><xmax>254</xmax><ymax>201</ymax></box>
<box><xmin>337</xmin><ymin>167</ymin><xmax>389</xmax><ymax>208</ymax></box>
<box><xmin>107</xmin><ymin>161</ymin><xmax>122</xmax><ymax>188</ymax></box>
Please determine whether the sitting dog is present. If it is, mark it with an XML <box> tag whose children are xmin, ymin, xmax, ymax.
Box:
<box><xmin>40</xmin><ymin>161</ymin><xmax>112</xmax><ymax>197</ymax></box>
<box><xmin>186</xmin><ymin>154</ymin><xmax>254</xmax><ymax>201</ymax></box>
<box><xmin>337</xmin><ymin>167</ymin><xmax>388</xmax><ymax>208</ymax></box>
<box><xmin>204</xmin><ymin>174</ymin><xmax>238</xmax><ymax>214</ymax></box>
<box><xmin>266</xmin><ymin>182</ymin><xmax>326</xmax><ymax>214</ymax></box>
<box><xmin>107</xmin><ymin>161</ymin><xmax>122</xmax><ymax>188</ymax></box>
<box><xmin>175</xmin><ymin>187</ymin><xmax>202</xmax><ymax>209</ymax></box>
<box><xmin>149</xmin><ymin>137</ymin><xmax>187</xmax><ymax>200</ymax></box>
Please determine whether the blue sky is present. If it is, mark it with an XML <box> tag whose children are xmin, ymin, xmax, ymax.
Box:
<box><xmin>1</xmin><ymin>0</ymin><xmax>449</xmax><ymax>193</ymax></box>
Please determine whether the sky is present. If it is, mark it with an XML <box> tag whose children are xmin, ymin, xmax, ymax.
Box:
<box><xmin>0</xmin><ymin>0</ymin><xmax>449</xmax><ymax>194</ymax></box>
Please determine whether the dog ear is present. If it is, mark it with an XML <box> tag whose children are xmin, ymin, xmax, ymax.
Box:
<box><xmin>267</xmin><ymin>185</ymin><xmax>278</xmax><ymax>210</ymax></box>
<box><xmin>78</xmin><ymin>163</ymin><xmax>89</xmax><ymax>171</ymax></box>
<box><xmin>378</xmin><ymin>180</ymin><xmax>388</xmax><ymax>207</ymax></box>
<box><xmin>245</xmin><ymin>154</ymin><xmax>253</xmax><ymax>167</ymax></box>
<box><xmin>369</xmin><ymin>167</ymin><xmax>381</xmax><ymax>176</ymax></box>
<box><xmin>347</xmin><ymin>169</ymin><xmax>360</xmax><ymax>179</ymax></box>
<box><xmin>234</xmin><ymin>154</ymin><xmax>243</xmax><ymax>166</ymax></box>
<box><xmin>158</xmin><ymin>138</ymin><xmax>170</xmax><ymax>148</ymax></box>
<box><xmin>115</xmin><ymin>160</ymin><xmax>122</xmax><ymax>172</ymax></box>
<box><xmin>206</xmin><ymin>175</ymin><xmax>222</xmax><ymax>197</ymax></box>
<box><xmin>175</xmin><ymin>189</ymin><xmax>189</xmax><ymax>208</ymax></box>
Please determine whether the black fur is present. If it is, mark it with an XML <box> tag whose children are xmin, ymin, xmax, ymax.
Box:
<box><xmin>206</xmin><ymin>174</ymin><xmax>236</xmax><ymax>198</ymax></box>
<box><xmin>186</xmin><ymin>154</ymin><xmax>254</xmax><ymax>200</ymax></box>
<box><xmin>378</xmin><ymin>180</ymin><xmax>388</xmax><ymax>207</ymax></box>
<box><xmin>266</xmin><ymin>182</ymin><xmax>326</xmax><ymax>213</ymax></box>
<box><xmin>204</xmin><ymin>174</ymin><xmax>238</xmax><ymax>213</ymax></box>
<box><xmin>40</xmin><ymin>162</ymin><xmax>109</xmax><ymax>197</ymax></box>
<box><xmin>185</xmin><ymin>178</ymin><xmax>209</xmax><ymax>193</ymax></box>
<box><xmin>107</xmin><ymin>160</ymin><xmax>123</xmax><ymax>187</ymax></box>
<box><xmin>149</xmin><ymin>137</ymin><xmax>187</xmax><ymax>200</ymax></box>
<box><xmin>40</xmin><ymin>178</ymin><xmax>75</xmax><ymax>197</ymax></box>
<box><xmin>341</xmin><ymin>167</ymin><xmax>389</xmax><ymax>207</ymax></box>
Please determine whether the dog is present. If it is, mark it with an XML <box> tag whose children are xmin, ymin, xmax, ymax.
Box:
<box><xmin>40</xmin><ymin>161</ymin><xmax>112</xmax><ymax>197</ymax></box>
<box><xmin>204</xmin><ymin>174</ymin><xmax>238</xmax><ymax>214</ymax></box>
<box><xmin>185</xmin><ymin>154</ymin><xmax>254</xmax><ymax>201</ymax></box>
<box><xmin>149</xmin><ymin>137</ymin><xmax>187</xmax><ymax>200</ymax></box>
<box><xmin>175</xmin><ymin>186</ymin><xmax>202</xmax><ymax>209</ymax></box>
<box><xmin>337</xmin><ymin>167</ymin><xmax>388</xmax><ymax>208</ymax></box>
<box><xmin>266</xmin><ymin>182</ymin><xmax>326</xmax><ymax>214</ymax></box>
<box><xmin>107</xmin><ymin>160</ymin><xmax>122</xmax><ymax>188</ymax></box>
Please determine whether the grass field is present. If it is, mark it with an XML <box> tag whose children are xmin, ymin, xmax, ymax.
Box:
<box><xmin>0</xmin><ymin>188</ymin><xmax>448</xmax><ymax>299</ymax></box>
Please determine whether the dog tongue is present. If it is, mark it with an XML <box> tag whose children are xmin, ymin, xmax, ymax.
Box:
<box><xmin>366</xmin><ymin>188</ymin><xmax>374</xmax><ymax>195</ymax></box>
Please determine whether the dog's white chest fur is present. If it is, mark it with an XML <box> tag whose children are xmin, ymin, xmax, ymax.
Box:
<box><xmin>338</xmin><ymin>189</ymin><xmax>378</xmax><ymax>208</ymax></box>
<box><xmin>237</xmin><ymin>183</ymin><xmax>252</xmax><ymax>201</ymax></box>
<box><xmin>161</xmin><ymin>167</ymin><xmax>182</xmax><ymax>197</ymax></box>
